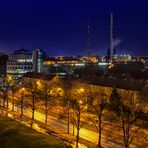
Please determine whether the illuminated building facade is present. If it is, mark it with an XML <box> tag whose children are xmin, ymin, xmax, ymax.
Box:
<box><xmin>6</xmin><ymin>49</ymin><xmax>33</xmax><ymax>77</ymax></box>
<box><xmin>33</xmin><ymin>49</ymin><xmax>44</xmax><ymax>73</ymax></box>
<box><xmin>114</xmin><ymin>54</ymin><xmax>132</xmax><ymax>63</ymax></box>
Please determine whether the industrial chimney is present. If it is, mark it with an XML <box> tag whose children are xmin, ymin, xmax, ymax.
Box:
<box><xmin>110</xmin><ymin>12</ymin><xmax>114</xmax><ymax>62</ymax></box>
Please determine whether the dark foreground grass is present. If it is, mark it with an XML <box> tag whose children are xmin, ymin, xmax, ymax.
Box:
<box><xmin>0</xmin><ymin>115</ymin><xmax>66</xmax><ymax>148</ymax></box>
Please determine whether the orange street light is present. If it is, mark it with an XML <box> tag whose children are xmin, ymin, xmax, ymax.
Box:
<box><xmin>7</xmin><ymin>76</ymin><xmax>12</xmax><ymax>82</ymax></box>
<box><xmin>36</xmin><ymin>80</ymin><xmax>42</xmax><ymax>89</ymax></box>
<box><xmin>36</xmin><ymin>80</ymin><xmax>41</xmax><ymax>86</ymax></box>
<box><xmin>22</xmin><ymin>87</ymin><xmax>25</xmax><ymax>91</ymax></box>
<box><xmin>20</xmin><ymin>87</ymin><xmax>25</xmax><ymax>92</ymax></box>
<box><xmin>79</xmin><ymin>88</ymin><xmax>84</xmax><ymax>92</ymax></box>
<box><xmin>79</xmin><ymin>100</ymin><xmax>83</xmax><ymax>104</ymax></box>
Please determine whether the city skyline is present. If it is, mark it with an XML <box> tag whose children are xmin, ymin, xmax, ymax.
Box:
<box><xmin>0</xmin><ymin>1</ymin><xmax>148</xmax><ymax>147</ymax></box>
<box><xmin>0</xmin><ymin>0</ymin><xmax>148</xmax><ymax>56</ymax></box>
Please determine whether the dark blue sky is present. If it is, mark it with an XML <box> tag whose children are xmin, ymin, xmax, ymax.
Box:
<box><xmin>0</xmin><ymin>0</ymin><xmax>148</xmax><ymax>56</ymax></box>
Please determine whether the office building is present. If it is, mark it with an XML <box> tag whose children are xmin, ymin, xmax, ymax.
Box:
<box><xmin>6</xmin><ymin>49</ymin><xmax>33</xmax><ymax>77</ymax></box>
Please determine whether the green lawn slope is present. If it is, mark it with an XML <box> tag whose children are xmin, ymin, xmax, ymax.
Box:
<box><xmin>0</xmin><ymin>115</ymin><xmax>66</xmax><ymax>148</ymax></box>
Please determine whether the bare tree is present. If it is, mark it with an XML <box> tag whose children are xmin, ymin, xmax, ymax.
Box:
<box><xmin>60</xmin><ymin>79</ymin><xmax>73</xmax><ymax>134</ymax></box>
<box><xmin>16</xmin><ymin>87</ymin><xmax>28</xmax><ymax>121</ymax></box>
<box><xmin>25</xmin><ymin>78</ymin><xmax>42</xmax><ymax>127</ymax></box>
<box><xmin>39</xmin><ymin>80</ymin><xmax>55</xmax><ymax>125</ymax></box>
<box><xmin>0</xmin><ymin>84</ymin><xmax>7</xmax><ymax>108</ymax></box>
<box><xmin>0</xmin><ymin>76</ymin><xmax>12</xmax><ymax>115</ymax></box>
<box><xmin>70</xmin><ymin>88</ymin><xmax>86</xmax><ymax>148</ymax></box>
<box><xmin>119</xmin><ymin>91</ymin><xmax>141</xmax><ymax>148</ymax></box>
<box><xmin>43</xmin><ymin>81</ymin><xmax>52</xmax><ymax>124</ymax></box>
<box><xmin>139</xmin><ymin>85</ymin><xmax>148</xmax><ymax>122</ymax></box>
<box><xmin>10</xmin><ymin>82</ymin><xmax>19</xmax><ymax>111</ymax></box>
<box><xmin>109</xmin><ymin>86</ymin><xmax>121</xmax><ymax>115</ymax></box>
<box><xmin>89</xmin><ymin>88</ymin><xmax>108</xmax><ymax>148</ymax></box>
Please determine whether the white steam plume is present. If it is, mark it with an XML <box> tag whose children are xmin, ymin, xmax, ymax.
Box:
<box><xmin>113</xmin><ymin>38</ymin><xmax>122</xmax><ymax>48</ymax></box>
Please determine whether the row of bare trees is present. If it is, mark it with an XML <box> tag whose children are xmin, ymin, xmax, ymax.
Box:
<box><xmin>59</xmin><ymin>80</ymin><xmax>147</xmax><ymax>148</ymax></box>
<box><xmin>0</xmin><ymin>76</ymin><xmax>147</xmax><ymax>148</ymax></box>
<box><xmin>0</xmin><ymin>76</ymin><xmax>60</xmax><ymax>125</ymax></box>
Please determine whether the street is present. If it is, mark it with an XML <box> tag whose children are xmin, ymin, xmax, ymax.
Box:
<box><xmin>0</xmin><ymin>99</ymin><xmax>147</xmax><ymax>148</ymax></box>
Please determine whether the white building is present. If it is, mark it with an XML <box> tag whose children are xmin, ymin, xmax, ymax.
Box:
<box><xmin>6</xmin><ymin>49</ymin><xmax>33</xmax><ymax>77</ymax></box>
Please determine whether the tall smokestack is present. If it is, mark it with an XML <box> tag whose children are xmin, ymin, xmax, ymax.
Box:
<box><xmin>110</xmin><ymin>12</ymin><xmax>114</xmax><ymax>61</ymax></box>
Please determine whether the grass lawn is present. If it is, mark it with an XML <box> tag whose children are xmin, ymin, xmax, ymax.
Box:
<box><xmin>0</xmin><ymin>115</ymin><xmax>66</xmax><ymax>148</ymax></box>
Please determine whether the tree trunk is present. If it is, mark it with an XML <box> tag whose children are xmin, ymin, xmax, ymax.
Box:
<box><xmin>76</xmin><ymin>127</ymin><xmax>80</xmax><ymax>148</ymax></box>
<box><xmin>97</xmin><ymin>114</ymin><xmax>102</xmax><ymax>148</ymax></box>
<box><xmin>45</xmin><ymin>99</ymin><xmax>48</xmax><ymax>124</ymax></box>
<box><xmin>122</xmin><ymin>113</ymin><xmax>128</xmax><ymax>148</ymax></box>
<box><xmin>12</xmin><ymin>93</ymin><xmax>14</xmax><ymax>111</ymax></box>
<box><xmin>76</xmin><ymin>111</ymin><xmax>80</xmax><ymax>148</ymax></box>
<box><xmin>32</xmin><ymin>108</ymin><xmax>35</xmax><ymax>120</ymax></box>
<box><xmin>67</xmin><ymin>104</ymin><xmax>70</xmax><ymax>134</ymax></box>
<box><xmin>31</xmin><ymin>97</ymin><xmax>35</xmax><ymax>127</ymax></box>
<box><xmin>31</xmin><ymin>108</ymin><xmax>35</xmax><ymax>128</ymax></box>
<box><xmin>5</xmin><ymin>91</ymin><xmax>8</xmax><ymax>116</ymax></box>
<box><xmin>73</xmin><ymin>109</ymin><xmax>75</xmax><ymax>135</ymax></box>
<box><xmin>20</xmin><ymin>95</ymin><xmax>24</xmax><ymax>121</ymax></box>
<box><xmin>126</xmin><ymin>112</ymin><xmax>130</xmax><ymax>148</ymax></box>
<box><xmin>3</xmin><ymin>97</ymin><xmax>5</xmax><ymax>107</ymax></box>
<box><xmin>31</xmin><ymin>96</ymin><xmax>35</xmax><ymax>128</ymax></box>
<box><xmin>6</xmin><ymin>93</ymin><xmax>8</xmax><ymax>108</ymax></box>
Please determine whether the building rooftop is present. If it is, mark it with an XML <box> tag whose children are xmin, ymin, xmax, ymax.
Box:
<box><xmin>14</xmin><ymin>49</ymin><xmax>32</xmax><ymax>55</ymax></box>
<box><xmin>23</xmin><ymin>72</ymin><xmax>55</xmax><ymax>81</ymax></box>
<box><xmin>78</xmin><ymin>77</ymin><xmax>147</xmax><ymax>91</ymax></box>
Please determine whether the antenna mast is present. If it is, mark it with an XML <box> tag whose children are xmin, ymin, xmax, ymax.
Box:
<box><xmin>86</xmin><ymin>21</ymin><xmax>92</xmax><ymax>56</ymax></box>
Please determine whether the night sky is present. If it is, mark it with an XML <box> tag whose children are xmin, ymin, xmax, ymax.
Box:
<box><xmin>0</xmin><ymin>0</ymin><xmax>148</xmax><ymax>56</ymax></box>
